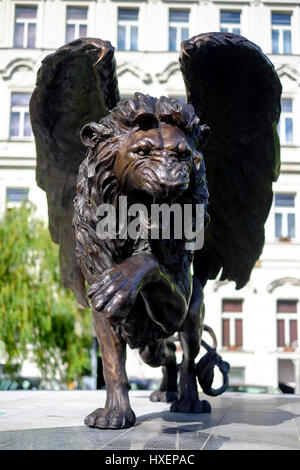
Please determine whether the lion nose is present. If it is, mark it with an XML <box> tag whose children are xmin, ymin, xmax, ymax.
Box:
<box><xmin>164</xmin><ymin>152</ymin><xmax>178</xmax><ymax>168</ymax></box>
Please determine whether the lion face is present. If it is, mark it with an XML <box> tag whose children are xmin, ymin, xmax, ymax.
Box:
<box><xmin>114</xmin><ymin>123</ymin><xmax>193</xmax><ymax>200</ymax></box>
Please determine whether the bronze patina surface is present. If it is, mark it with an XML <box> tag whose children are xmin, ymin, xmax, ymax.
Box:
<box><xmin>30</xmin><ymin>33</ymin><xmax>281</xmax><ymax>429</ymax></box>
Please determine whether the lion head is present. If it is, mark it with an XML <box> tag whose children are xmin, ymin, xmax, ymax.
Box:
<box><xmin>74</xmin><ymin>93</ymin><xmax>209</xmax><ymax>283</ymax></box>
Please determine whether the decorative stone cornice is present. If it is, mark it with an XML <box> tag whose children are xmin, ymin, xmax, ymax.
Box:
<box><xmin>117</xmin><ymin>62</ymin><xmax>152</xmax><ymax>84</ymax></box>
<box><xmin>267</xmin><ymin>277</ymin><xmax>300</xmax><ymax>293</ymax></box>
<box><xmin>0</xmin><ymin>58</ymin><xmax>35</xmax><ymax>81</ymax></box>
<box><xmin>212</xmin><ymin>278</ymin><xmax>257</xmax><ymax>293</ymax></box>
<box><xmin>156</xmin><ymin>62</ymin><xmax>181</xmax><ymax>84</ymax></box>
<box><xmin>212</xmin><ymin>280</ymin><xmax>231</xmax><ymax>292</ymax></box>
<box><xmin>276</xmin><ymin>64</ymin><xmax>300</xmax><ymax>86</ymax></box>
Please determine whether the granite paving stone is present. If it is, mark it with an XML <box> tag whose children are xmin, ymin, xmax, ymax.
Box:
<box><xmin>0</xmin><ymin>390</ymin><xmax>299</xmax><ymax>450</ymax></box>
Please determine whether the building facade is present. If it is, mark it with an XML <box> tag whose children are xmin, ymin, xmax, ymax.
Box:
<box><xmin>0</xmin><ymin>0</ymin><xmax>299</xmax><ymax>391</ymax></box>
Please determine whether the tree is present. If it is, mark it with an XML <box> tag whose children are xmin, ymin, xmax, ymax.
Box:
<box><xmin>0</xmin><ymin>203</ymin><xmax>92</xmax><ymax>382</ymax></box>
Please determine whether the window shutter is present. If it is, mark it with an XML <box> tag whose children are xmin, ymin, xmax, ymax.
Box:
<box><xmin>235</xmin><ymin>319</ymin><xmax>243</xmax><ymax>346</ymax></box>
<box><xmin>289</xmin><ymin>320</ymin><xmax>298</xmax><ymax>347</ymax></box>
<box><xmin>277</xmin><ymin>319</ymin><xmax>285</xmax><ymax>347</ymax></box>
<box><xmin>277</xmin><ymin>300</ymin><xmax>297</xmax><ymax>313</ymax></box>
<box><xmin>222</xmin><ymin>300</ymin><xmax>243</xmax><ymax>312</ymax></box>
<box><xmin>222</xmin><ymin>319</ymin><xmax>230</xmax><ymax>346</ymax></box>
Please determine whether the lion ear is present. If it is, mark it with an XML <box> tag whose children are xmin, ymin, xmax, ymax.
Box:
<box><xmin>81</xmin><ymin>122</ymin><xmax>101</xmax><ymax>147</ymax></box>
<box><xmin>81</xmin><ymin>122</ymin><xmax>110</xmax><ymax>147</ymax></box>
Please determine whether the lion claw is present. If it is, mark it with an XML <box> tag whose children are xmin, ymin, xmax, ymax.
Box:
<box><xmin>88</xmin><ymin>270</ymin><xmax>138</xmax><ymax>321</ymax></box>
<box><xmin>84</xmin><ymin>407</ymin><xmax>136</xmax><ymax>429</ymax></box>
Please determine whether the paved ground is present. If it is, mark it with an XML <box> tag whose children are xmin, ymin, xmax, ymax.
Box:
<box><xmin>0</xmin><ymin>390</ymin><xmax>300</xmax><ymax>450</ymax></box>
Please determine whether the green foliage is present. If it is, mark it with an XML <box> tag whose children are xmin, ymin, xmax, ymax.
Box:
<box><xmin>0</xmin><ymin>203</ymin><xmax>92</xmax><ymax>382</ymax></box>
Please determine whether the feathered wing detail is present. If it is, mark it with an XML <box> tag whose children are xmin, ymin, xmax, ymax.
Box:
<box><xmin>30</xmin><ymin>38</ymin><xmax>120</xmax><ymax>306</ymax></box>
<box><xmin>180</xmin><ymin>33</ymin><xmax>282</xmax><ymax>289</ymax></box>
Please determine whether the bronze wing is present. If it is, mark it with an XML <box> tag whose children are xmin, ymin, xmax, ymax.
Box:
<box><xmin>180</xmin><ymin>32</ymin><xmax>282</xmax><ymax>289</ymax></box>
<box><xmin>30</xmin><ymin>38</ymin><xmax>120</xmax><ymax>306</ymax></box>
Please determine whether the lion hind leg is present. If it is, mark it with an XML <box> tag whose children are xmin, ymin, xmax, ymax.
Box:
<box><xmin>170</xmin><ymin>277</ymin><xmax>211</xmax><ymax>414</ymax></box>
<box><xmin>139</xmin><ymin>339</ymin><xmax>178</xmax><ymax>403</ymax></box>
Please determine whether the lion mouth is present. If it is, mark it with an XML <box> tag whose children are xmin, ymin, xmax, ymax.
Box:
<box><xmin>137</xmin><ymin>167</ymin><xmax>190</xmax><ymax>200</ymax></box>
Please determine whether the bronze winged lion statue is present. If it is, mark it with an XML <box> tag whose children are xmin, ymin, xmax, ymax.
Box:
<box><xmin>30</xmin><ymin>33</ymin><xmax>281</xmax><ymax>429</ymax></box>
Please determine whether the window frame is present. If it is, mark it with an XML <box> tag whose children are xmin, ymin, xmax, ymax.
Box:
<box><xmin>228</xmin><ymin>366</ymin><xmax>245</xmax><ymax>385</ymax></box>
<box><xmin>278</xmin><ymin>98</ymin><xmax>294</xmax><ymax>145</ymax></box>
<box><xmin>276</xmin><ymin>300</ymin><xmax>298</xmax><ymax>349</ymax></box>
<box><xmin>271</xmin><ymin>11</ymin><xmax>292</xmax><ymax>55</ymax></box>
<box><xmin>219</xmin><ymin>10</ymin><xmax>241</xmax><ymax>34</ymax></box>
<box><xmin>274</xmin><ymin>193</ymin><xmax>296</xmax><ymax>241</ymax></box>
<box><xmin>221</xmin><ymin>299</ymin><xmax>243</xmax><ymax>349</ymax></box>
<box><xmin>14</xmin><ymin>5</ymin><xmax>37</xmax><ymax>49</ymax></box>
<box><xmin>9</xmin><ymin>92</ymin><xmax>33</xmax><ymax>140</ymax></box>
<box><xmin>117</xmin><ymin>8</ymin><xmax>139</xmax><ymax>51</ymax></box>
<box><xmin>65</xmin><ymin>5</ymin><xmax>88</xmax><ymax>43</ymax></box>
<box><xmin>168</xmin><ymin>9</ymin><xmax>190</xmax><ymax>52</ymax></box>
<box><xmin>6</xmin><ymin>187</ymin><xmax>29</xmax><ymax>209</ymax></box>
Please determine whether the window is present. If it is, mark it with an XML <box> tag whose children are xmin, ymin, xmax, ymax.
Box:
<box><xmin>118</xmin><ymin>9</ymin><xmax>139</xmax><ymax>51</ymax></box>
<box><xmin>14</xmin><ymin>6</ymin><xmax>37</xmax><ymax>48</ymax></box>
<box><xmin>276</xmin><ymin>300</ymin><xmax>298</xmax><ymax>349</ymax></box>
<box><xmin>229</xmin><ymin>367</ymin><xmax>245</xmax><ymax>385</ymax></box>
<box><xmin>278</xmin><ymin>99</ymin><xmax>293</xmax><ymax>144</ymax></box>
<box><xmin>6</xmin><ymin>188</ymin><xmax>29</xmax><ymax>210</ymax></box>
<box><xmin>66</xmin><ymin>7</ymin><xmax>88</xmax><ymax>42</ymax></box>
<box><xmin>10</xmin><ymin>93</ymin><xmax>32</xmax><ymax>139</ymax></box>
<box><xmin>169</xmin><ymin>10</ymin><xmax>189</xmax><ymax>52</ymax></box>
<box><xmin>274</xmin><ymin>194</ymin><xmax>296</xmax><ymax>240</ymax></box>
<box><xmin>222</xmin><ymin>299</ymin><xmax>243</xmax><ymax>349</ymax></box>
<box><xmin>220</xmin><ymin>11</ymin><xmax>241</xmax><ymax>34</ymax></box>
<box><xmin>271</xmin><ymin>12</ymin><xmax>292</xmax><ymax>54</ymax></box>
<box><xmin>6</xmin><ymin>188</ymin><xmax>29</xmax><ymax>204</ymax></box>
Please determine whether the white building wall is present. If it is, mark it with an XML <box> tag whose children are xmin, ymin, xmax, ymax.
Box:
<box><xmin>0</xmin><ymin>0</ymin><xmax>299</xmax><ymax>390</ymax></box>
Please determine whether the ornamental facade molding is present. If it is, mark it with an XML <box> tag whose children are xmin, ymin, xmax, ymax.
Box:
<box><xmin>276</xmin><ymin>64</ymin><xmax>300</xmax><ymax>86</ymax></box>
<box><xmin>267</xmin><ymin>277</ymin><xmax>300</xmax><ymax>293</ymax></box>
<box><xmin>156</xmin><ymin>62</ymin><xmax>181</xmax><ymax>84</ymax></box>
<box><xmin>0</xmin><ymin>58</ymin><xmax>35</xmax><ymax>81</ymax></box>
<box><xmin>117</xmin><ymin>62</ymin><xmax>152</xmax><ymax>84</ymax></box>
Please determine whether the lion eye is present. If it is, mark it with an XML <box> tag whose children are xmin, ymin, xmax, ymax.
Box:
<box><xmin>179</xmin><ymin>151</ymin><xmax>191</xmax><ymax>160</ymax></box>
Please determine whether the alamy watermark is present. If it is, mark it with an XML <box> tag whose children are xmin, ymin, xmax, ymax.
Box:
<box><xmin>96</xmin><ymin>196</ymin><xmax>205</xmax><ymax>251</ymax></box>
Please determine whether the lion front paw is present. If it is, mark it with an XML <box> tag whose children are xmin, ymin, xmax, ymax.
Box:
<box><xmin>88</xmin><ymin>269</ymin><xmax>139</xmax><ymax>321</ymax></box>
<box><xmin>84</xmin><ymin>407</ymin><xmax>136</xmax><ymax>429</ymax></box>
<box><xmin>170</xmin><ymin>397</ymin><xmax>211</xmax><ymax>414</ymax></box>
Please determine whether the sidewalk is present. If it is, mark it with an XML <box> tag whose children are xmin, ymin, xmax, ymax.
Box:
<box><xmin>0</xmin><ymin>390</ymin><xmax>300</xmax><ymax>450</ymax></box>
